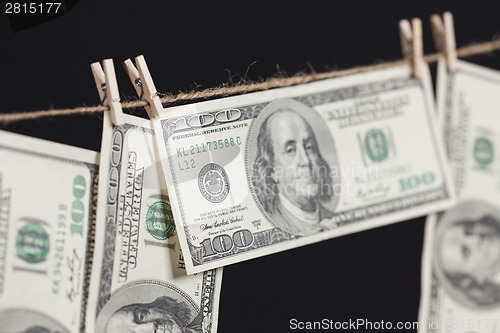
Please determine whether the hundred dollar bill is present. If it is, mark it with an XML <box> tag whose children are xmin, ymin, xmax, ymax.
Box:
<box><xmin>419</xmin><ymin>60</ymin><xmax>500</xmax><ymax>333</ymax></box>
<box><xmin>153</xmin><ymin>64</ymin><xmax>456</xmax><ymax>274</ymax></box>
<box><xmin>0</xmin><ymin>130</ymin><xmax>98</xmax><ymax>333</ymax></box>
<box><xmin>86</xmin><ymin>114</ymin><xmax>222</xmax><ymax>333</ymax></box>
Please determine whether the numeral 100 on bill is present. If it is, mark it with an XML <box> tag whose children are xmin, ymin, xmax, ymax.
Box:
<box><xmin>399</xmin><ymin>171</ymin><xmax>435</xmax><ymax>191</ymax></box>
<box><xmin>200</xmin><ymin>229</ymin><xmax>254</xmax><ymax>257</ymax></box>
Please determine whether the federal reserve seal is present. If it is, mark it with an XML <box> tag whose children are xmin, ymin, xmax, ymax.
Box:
<box><xmin>146</xmin><ymin>201</ymin><xmax>176</xmax><ymax>240</ymax></box>
<box><xmin>198</xmin><ymin>163</ymin><xmax>230</xmax><ymax>203</ymax></box>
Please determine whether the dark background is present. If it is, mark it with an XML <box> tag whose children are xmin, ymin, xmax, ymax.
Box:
<box><xmin>1</xmin><ymin>1</ymin><xmax>500</xmax><ymax>332</ymax></box>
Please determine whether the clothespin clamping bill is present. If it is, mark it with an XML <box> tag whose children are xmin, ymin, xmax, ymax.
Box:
<box><xmin>399</xmin><ymin>17</ymin><xmax>424</xmax><ymax>78</ymax></box>
<box><xmin>90</xmin><ymin>59</ymin><xmax>124</xmax><ymax>126</ymax></box>
<box><xmin>122</xmin><ymin>55</ymin><xmax>163</xmax><ymax>119</ymax></box>
<box><xmin>430</xmin><ymin>11</ymin><xmax>457</xmax><ymax>72</ymax></box>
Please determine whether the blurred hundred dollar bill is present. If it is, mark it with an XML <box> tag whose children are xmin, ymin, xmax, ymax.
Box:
<box><xmin>419</xmin><ymin>60</ymin><xmax>500</xmax><ymax>333</ymax></box>
<box><xmin>153</xmin><ymin>64</ymin><xmax>456</xmax><ymax>274</ymax></box>
<box><xmin>86</xmin><ymin>114</ymin><xmax>222</xmax><ymax>333</ymax></box>
<box><xmin>0</xmin><ymin>130</ymin><xmax>98</xmax><ymax>332</ymax></box>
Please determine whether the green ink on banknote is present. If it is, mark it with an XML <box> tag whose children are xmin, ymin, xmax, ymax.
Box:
<box><xmin>364</xmin><ymin>129</ymin><xmax>389</xmax><ymax>162</ymax></box>
<box><xmin>72</xmin><ymin>175</ymin><xmax>86</xmax><ymax>198</ymax></box>
<box><xmin>16</xmin><ymin>220</ymin><xmax>50</xmax><ymax>263</ymax></box>
<box><xmin>70</xmin><ymin>175</ymin><xmax>87</xmax><ymax>236</ymax></box>
<box><xmin>146</xmin><ymin>201</ymin><xmax>176</xmax><ymax>240</ymax></box>
<box><xmin>399</xmin><ymin>171</ymin><xmax>435</xmax><ymax>191</ymax></box>
<box><xmin>474</xmin><ymin>137</ymin><xmax>494</xmax><ymax>167</ymax></box>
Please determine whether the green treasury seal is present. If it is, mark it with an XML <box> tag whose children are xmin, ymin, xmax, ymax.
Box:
<box><xmin>16</xmin><ymin>219</ymin><xmax>50</xmax><ymax>263</ymax></box>
<box><xmin>474</xmin><ymin>137</ymin><xmax>494</xmax><ymax>167</ymax></box>
<box><xmin>364</xmin><ymin>129</ymin><xmax>389</xmax><ymax>163</ymax></box>
<box><xmin>146</xmin><ymin>201</ymin><xmax>176</xmax><ymax>240</ymax></box>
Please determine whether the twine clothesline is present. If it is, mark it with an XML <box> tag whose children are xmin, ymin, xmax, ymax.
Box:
<box><xmin>1</xmin><ymin>40</ymin><xmax>500</xmax><ymax>124</ymax></box>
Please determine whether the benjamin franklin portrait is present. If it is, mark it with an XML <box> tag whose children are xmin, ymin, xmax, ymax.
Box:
<box><xmin>434</xmin><ymin>201</ymin><xmax>500</xmax><ymax>308</ymax></box>
<box><xmin>96</xmin><ymin>280</ymin><xmax>202</xmax><ymax>333</ymax></box>
<box><xmin>105</xmin><ymin>295</ymin><xmax>201</xmax><ymax>333</ymax></box>
<box><xmin>248</xmin><ymin>99</ymin><xmax>339</xmax><ymax>236</ymax></box>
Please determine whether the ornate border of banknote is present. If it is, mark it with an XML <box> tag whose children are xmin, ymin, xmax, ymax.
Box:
<box><xmin>154</xmin><ymin>63</ymin><xmax>456</xmax><ymax>274</ymax></box>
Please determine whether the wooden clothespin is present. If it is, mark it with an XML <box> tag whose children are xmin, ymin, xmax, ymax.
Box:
<box><xmin>399</xmin><ymin>18</ymin><xmax>423</xmax><ymax>78</ymax></box>
<box><xmin>430</xmin><ymin>11</ymin><xmax>457</xmax><ymax>72</ymax></box>
<box><xmin>90</xmin><ymin>59</ymin><xmax>124</xmax><ymax>126</ymax></box>
<box><xmin>122</xmin><ymin>55</ymin><xmax>163</xmax><ymax>119</ymax></box>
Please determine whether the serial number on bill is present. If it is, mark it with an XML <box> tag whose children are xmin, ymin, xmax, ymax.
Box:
<box><xmin>5</xmin><ymin>2</ymin><xmax>62</xmax><ymax>14</ymax></box>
